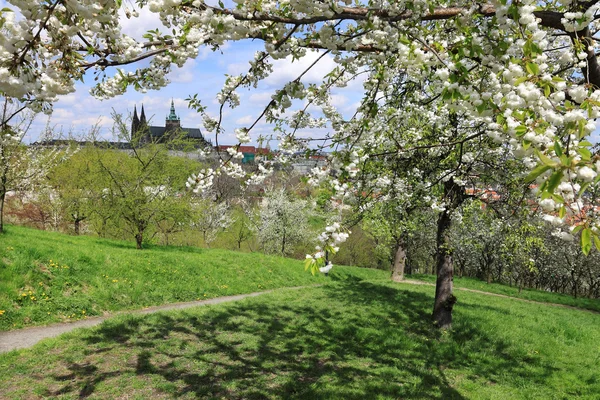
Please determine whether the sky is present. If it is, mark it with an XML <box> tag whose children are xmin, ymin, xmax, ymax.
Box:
<box><xmin>4</xmin><ymin>2</ymin><xmax>364</xmax><ymax>146</ymax></box>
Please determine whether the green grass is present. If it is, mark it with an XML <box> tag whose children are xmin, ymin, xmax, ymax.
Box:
<box><xmin>0</xmin><ymin>225</ymin><xmax>388</xmax><ymax>330</ymax></box>
<box><xmin>408</xmin><ymin>274</ymin><xmax>600</xmax><ymax>313</ymax></box>
<box><xmin>1</xmin><ymin>281</ymin><xmax>598</xmax><ymax>399</ymax></box>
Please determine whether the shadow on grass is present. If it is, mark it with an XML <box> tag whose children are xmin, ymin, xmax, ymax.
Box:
<box><xmin>41</xmin><ymin>281</ymin><xmax>557</xmax><ymax>399</ymax></box>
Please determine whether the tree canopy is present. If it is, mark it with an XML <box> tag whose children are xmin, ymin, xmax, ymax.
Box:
<box><xmin>2</xmin><ymin>0</ymin><xmax>600</xmax><ymax>256</ymax></box>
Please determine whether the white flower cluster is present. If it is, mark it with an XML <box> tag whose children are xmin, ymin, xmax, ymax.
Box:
<box><xmin>306</xmin><ymin>221</ymin><xmax>350</xmax><ymax>262</ymax></box>
<box><xmin>186</xmin><ymin>168</ymin><xmax>215</xmax><ymax>194</ymax></box>
<box><xmin>235</xmin><ymin>128</ymin><xmax>251</xmax><ymax>144</ymax></box>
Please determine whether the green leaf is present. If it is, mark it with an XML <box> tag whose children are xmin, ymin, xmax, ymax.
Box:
<box><xmin>594</xmin><ymin>235</ymin><xmax>600</xmax><ymax>251</ymax></box>
<box><xmin>572</xmin><ymin>225</ymin><xmax>584</xmax><ymax>235</ymax></box>
<box><xmin>535</xmin><ymin>149</ymin><xmax>558</xmax><ymax>167</ymax></box>
<box><xmin>526</xmin><ymin>62</ymin><xmax>540</xmax><ymax>75</ymax></box>
<box><xmin>554</xmin><ymin>141</ymin><xmax>563</xmax><ymax>157</ymax></box>
<box><xmin>513</xmin><ymin>76</ymin><xmax>529</xmax><ymax>85</ymax></box>
<box><xmin>515</xmin><ymin>125</ymin><xmax>527</xmax><ymax>136</ymax></box>
<box><xmin>558</xmin><ymin>206</ymin><xmax>566</xmax><ymax>219</ymax></box>
<box><xmin>577</xmin><ymin>147</ymin><xmax>592</xmax><ymax>161</ymax></box>
<box><xmin>304</xmin><ymin>258</ymin><xmax>315</xmax><ymax>275</ymax></box>
<box><xmin>578</xmin><ymin>182</ymin><xmax>590</xmax><ymax>197</ymax></box>
<box><xmin>546</xmin><ymin>170</ymin><xmax>564</xmax><ymax>193</ymax></box>
<box><xmin>581</xmin><ymin>228</ymin><xmax>592</xmax><ymax>255</ymax></box>
<box><xmin>524</xmin><ymin>164</ymin><xmax>551</xmax><ymax>183</ymax></box>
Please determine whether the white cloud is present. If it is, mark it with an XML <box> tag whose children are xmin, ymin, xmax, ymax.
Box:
<box><xmin>249</xmin><ymin>91</ymin><xmax>273</xmax><ymax>103</ymax></box>
<box><xmin>168</xmin><ymin>59</ymin><xmax>197</xmax><ymax>83</ymax></box>
<box><xmin>265</xmin><ymin>51</ymin><xmax>337</xmax><ymax>86</ymax></box>
<box><xmin>119</xmin><ymin>6</ymin><xmax>163</xmax><ymax>41</ymax></box>
<box><xmin>331</xmin><ymin>94</ymin><xmax>348</xmax><ymax>107</ymax></box>
<box><xmin>236</xmin><ymin>115</ymin><xmax>255</xmax><ymax>125</ymax></box>
<box><xmin>227</xmin><ymin>61</ymin><xmax>249</xmax><ymax>75</ymax></box>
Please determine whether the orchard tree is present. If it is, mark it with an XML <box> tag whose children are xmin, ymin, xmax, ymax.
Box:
<box><xmin>191</xmin><ymin>197</ymin><xmax>234</xmax><ymax>247</ymax></box>
<box><xmin>0</xmin><ymin>97</ymin><xmax>66</xmax><ymax>233</ymax></box>
<box><xmin>92</xmin><ymin>117</ymin><xmax>199</xmax><ymax>249</ymax></box>
<box><xmin>256</xmin><ymin>188</ymin><xmax>312</xmax><ymax>256</ymax></box>
<box><xmin>4</xmin><ymin>1</ymin><xmax>600</xmax><ymax>327</ymax></box>
<box><xmin>49</xmin><ymin>146</ymin><xmax>99</xmax><ymax>234</ymax></box>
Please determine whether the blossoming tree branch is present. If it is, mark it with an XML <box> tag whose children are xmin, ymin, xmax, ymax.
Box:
<box><xmin>2</xmin><ymin>0</ymin><xmax>600</xmax><ymax>327</ymax></box>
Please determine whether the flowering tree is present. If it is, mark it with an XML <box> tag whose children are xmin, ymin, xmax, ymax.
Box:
<box><xmin>0</xmin><ymin>98</ymin><xmax>65</xmax><ymax>233</ymax></box>
<box><xmin>191</xmin><ymin>197</ymin><xmax>233</xmax><ymax>247</ymax></box>
<box><xmin>4</xmin><ymin>0</ymin><xmax>600</xmax><ymax>326</ymax></box>
<box><xmin>256</xmin><ymin>188</ymin><xmax>312</xmax><ymax>256</ymax></box>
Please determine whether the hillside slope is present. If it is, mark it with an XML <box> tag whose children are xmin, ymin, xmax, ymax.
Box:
<box><xmin>0</xmin><ymin>225</ymin><xmax>387</xmax><ymax>330</ymax></box>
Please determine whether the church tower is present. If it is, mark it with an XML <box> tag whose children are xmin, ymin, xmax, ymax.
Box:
<box><xmin>131</xmin><ymin>105</ymin><xmax>140</xmax><ymax>137</ymax></box>
<box><xmin>165</xmin><ymin>99</ymin><xmax>181</xmax><ymax>133</ymax></box>
<box><xmin>140</xmin><ymin>104</ymin><xmax>147</xmax><ymax>129</ymax></box>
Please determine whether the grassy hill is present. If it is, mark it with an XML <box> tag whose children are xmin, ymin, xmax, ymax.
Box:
<box><xmin>1</xmin><ymin>281</ymin><xmax>599</xmax><ymax>399</ymax></box>
<box><xmin>0</xmin><ymin>225</ymin><xmax>387</xmax><ymax>331</ymax></box>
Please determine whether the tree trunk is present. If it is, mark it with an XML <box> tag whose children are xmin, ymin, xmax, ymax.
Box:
<box><xmin>135</xmin><ymin>233</ymin><xmax>143</xmax><ymax>249</ymax></box>
<box><xmin>0</xmin><ymin>189</ymin><xmax>5</xmax><ymax>234</ymax></box>
<box><xmin>74</xmin><ymin>219</ymin><xmax>80</xmax><ymax>235</ymax></box>
<box><xmin>135</xmin><ymin>223</ymin><xmax>144</xmax><ymax>249</ymax></box>
<box><xmin>433</xmin><ymin>209</ymin><xmax>456</xmax><ymax>329</ymax></box>
<box><xmin>432</xmin><ymin>179</ymin><xmax>464</xmax><ymax>330</ymax></box>
<box><xmin>391</xmin><ymin>236</ymin><xmax>407</xmax><ymax>282</ymax></box>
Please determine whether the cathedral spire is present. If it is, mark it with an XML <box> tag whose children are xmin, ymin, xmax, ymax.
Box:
<box><xmin>132</xmin><ymin>105</ymin><xmax>140</xmax><ymax>135</ymax></box>
<box><xmin>167</xmin><ymin>99</ymin><xmax>179</xmax><ymax>121</ymax></box>
<box><xmin>140</xmin><ymin>104</ymin><xmax>147</xmax><ymax>126</ymax></box>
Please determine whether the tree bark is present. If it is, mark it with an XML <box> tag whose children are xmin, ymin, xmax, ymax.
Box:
<box><xmin>432</xmin><ymin>179</ymin><xmax>465</xmax><ymax>330</ymax></box>
<box><xmin>0</xmin><ymin>189</ymin><xmax>5</xmax><ymax>234</ymax></box>
<box><xmin>391</xmin><ymin>236</ymin><xmax>407</xmax><ymax>282</ymax></box>
<box><xmin>433</xmin><ymin>208</ymin><xmax>456</xmax><ymax>330</ymax></box>
<box><xmin>135</xmin><ymin>222</ymin><xmax>145</xmax><ymax>249</ymax></box>
<box><xmin>135</xmin><ymin>232</ymin><xmax>143</xmax><ymax>249</ymax></box>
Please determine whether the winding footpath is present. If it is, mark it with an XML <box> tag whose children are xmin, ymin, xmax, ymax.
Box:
<box><xmin>1</xmin><ymin>281</ymin><xmax>597</xmax><ymax>353</ymax></box>
<box><xmin>0</xmin><ymin>286</ymin><xmax>313</xmax><ymax>353</ymax></box>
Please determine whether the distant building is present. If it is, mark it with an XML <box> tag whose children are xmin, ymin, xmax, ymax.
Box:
<box><xmin>216</xmin><ymin>145</ymin><xmax>271</xmax><ymax>164</ymax></box>
<box><xmin>131</xmin><ymin>100</ymin><xmax>211</xmax><ymax>148</ymax></box>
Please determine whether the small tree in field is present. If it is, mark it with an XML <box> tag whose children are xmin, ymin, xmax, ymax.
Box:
<box><xmin>191</xmin><ymin>198</ymin><xmax>233</xmax><ymax>247</ymax></box>
<box><xmin>256</xmin><ymin>188</ymin><xmax>311</xmax><ymax>256</ymax></box>
<box><xmin>92</xmin><ymin>116</ymin><xmax>200</xmax><ymax>249</ymax></box>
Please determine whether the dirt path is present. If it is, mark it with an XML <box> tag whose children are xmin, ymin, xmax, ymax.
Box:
<box><xmin>2</xmin><ymin>280</ymin><xmax>597</xmax><ymax>354</ymax></box>
<box><xmin>0</xmin><ymin>286</ymin><xmax>314</xmax><ymax>353</ymax></box>
<box><xmin>400</xmin><ymin>279</ymin><xmax>600</xmax><ymax>314</ymax></box>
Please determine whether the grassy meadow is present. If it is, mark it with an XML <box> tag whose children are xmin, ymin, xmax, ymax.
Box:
<box><xmin>1</xmin><ymin>281</ymin><xmax>599</xmax><ymax>399</ymax></box>
<box><xmin>0</xmin><ymin>225</ymin><xmax>387</xmax><ymax>330</ymax></box>
<box><xmin>2</xmin><ymin>225</ymin><xmax>600</xmax><ymax>399</ymax></box>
